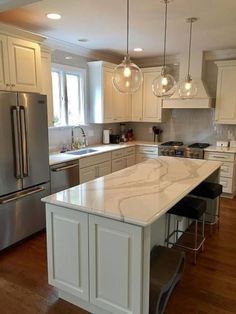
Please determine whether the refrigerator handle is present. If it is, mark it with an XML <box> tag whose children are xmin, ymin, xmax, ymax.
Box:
<box><xmin>20</xmin><ymin>106</ymin><xmax>29</xmax><ymax>177</ymax></box>
<box><xmin>11</xmin><ymin>106</ymin><xmax>22</xmax><ymax>179</ymax></box>
<box><xmin>0</xmin><ymin>186</ymin><xmax>46</xmax><ymax>204</ymax></box>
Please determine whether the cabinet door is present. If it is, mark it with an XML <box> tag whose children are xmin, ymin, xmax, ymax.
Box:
<box><xmin>112</xmin><ymin>157</ymin><xmax>125</xmax><ymax>172</ymax></box>
<box><xmin>103</xmin><ymin>67</ymin><xmax>114</xmax><ymax>122</ymax></box>
<box><xmin>132</xmin><ymin>86</ymin><xmax>143</xmax><ymax>121</ymax></box>
<box><xmin>143</xmin><ymin>71</ymin><xmax>162</xmax><ymax>122</ymax></box>
<box><xmin>8</xmin><ymin>37</ymin><xmax>41</xmax><ymax>93</ymax></box>
<box><xmin>80</xmin><ymin>166</ymin><xmax>96</xmax><ymax>183</ymax></box>
<box><xmin>46</xmin><ymin>204</ymin><xmax>89</xmax><ymax>301</ymax></box>
<box><xmin>215</xmin><ymin>65</ymin><xmax>236</xmax><ymax>124</ymax></box>
<box><xmin>97</xmin><ymin>160</ymin><xmax>111</xmax><ymax>177</ymax></box>
<box><xmin>89</xmin><ymin>215</ymin><xmax>142</xmax><ymax>314</ymax></box>
<box><xmin>125</xmin><ymin>154</ymin><xmax>136</xmax><ymax>167</ymax></box>
<box><xmin>113</xmin><ymin>91</ymin><xmax>131</xmax><ymax>122</ymax></box>
<box><xmin>0</xmin><ymin>34</ymin><xmax>10</xmax><ymax>90</ymax></box>
<box><xmin>41</xmin><ymin>49</ymin><xmax>53</xmax><ymax>126</ymax></box>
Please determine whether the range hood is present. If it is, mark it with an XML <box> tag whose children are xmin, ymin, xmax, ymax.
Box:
<box><xmin>163</xmin><ymin>50</ymin><xmax>215</xmax><ymax>109</ymax></box>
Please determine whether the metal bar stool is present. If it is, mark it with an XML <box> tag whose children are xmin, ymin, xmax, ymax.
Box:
<box><xmin>166</xmin><ymin>196</ymin><xmax>207</xmax><ymax>264</ymax></box>
<box><xmin>190</xmin><ymin>182</ymin><xmax>223</xmax><ymax>232</ymax></box>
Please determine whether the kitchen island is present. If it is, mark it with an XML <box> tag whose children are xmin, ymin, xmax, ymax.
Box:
<box><xmin>42</xmin><ymin>157</ymin><xmax>221</xmax><ymax>314</ymax></box>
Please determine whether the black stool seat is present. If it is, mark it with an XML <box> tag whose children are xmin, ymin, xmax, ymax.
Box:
<box><xmin>191</xmin><ymin>182</ymin><xmax>222</xmax><ymax>199</ymax></box>
<box><xmin>168</xmin><ymin>196</ymin><xmax>206</xmax><ymax>220</ymax></box>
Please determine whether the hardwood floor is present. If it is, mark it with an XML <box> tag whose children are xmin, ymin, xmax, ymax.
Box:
<box><xmin>0</xmin><ymin>197</ymin><xmax>236</xmax><ymax>314</ymax></box>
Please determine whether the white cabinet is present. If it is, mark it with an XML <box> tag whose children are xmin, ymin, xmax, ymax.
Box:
<box><xmin>131</xmin><ymin>67</ymin><xmax>169</xmax><ymax>122</ymax></box>
<box><xmin>79</xmin><ymin>152</ymin><xmax>111</xmax><ymax>184</ymax></box>
<box><xmin>204</xmin><ymin>150</ymin><xmax>236</xmax><ymax>196</ymax></box>
<box><xmin>136</xmin><ymin>145</ymin><xmax>159</xmax><ymax>164</ymax></box>
<box><xmin>111</xmin><ymin>147</ymin><xmax>136</xmax><ymax>173</ymax></box>
<box><xmin>0</xmin><ymin>35</ymin><xmax>41</xmax><ymax>93</ymax></box>
<box><xmin>0</xmin><ymin>34</ymin><xmax>10</xmax><ymax>90</ymax></box>
<box><xmin>89</xmin><ymin>215</ymin><xmax>142</xmax><ymax>314</ymax></box>
<box><xmin>215</xmin><ymin>60</ymin><xmax>236</xmax><ymax>124</ymax></box>
<box><xmin>46</xmin><ymin>204</ymin><xmax>89</xmax><ymax>301</ymax></box>
<box><xmin>41</xmin><ymin>47</ymin><xmax>53</xmax><ymax>126</ymax></box>
<box><xmin>88</xmin><ymin>61</ymin><xmax>131</xmax><ymax>123</ymax></box>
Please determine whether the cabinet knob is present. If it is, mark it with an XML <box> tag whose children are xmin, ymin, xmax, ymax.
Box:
<box><xmin>11</xmin><ymin>84</ymin><xmax>16</xmax><ymax>87</ymax></box>
<box><xmin>6</xmin><ymin>84</ymin><xmax>10</xmax><ymax>87</ymax></box>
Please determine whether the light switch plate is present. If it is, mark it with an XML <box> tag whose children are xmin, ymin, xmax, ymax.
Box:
<box><xmin>216</xmin><ymin>141</ymin><xmax>228</xmax><ymax>147</ymax></box>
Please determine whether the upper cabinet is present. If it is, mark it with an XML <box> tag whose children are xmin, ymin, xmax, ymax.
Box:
<box><xmin>0</xmin><ymin>35</ymin><xmax>41</xmax><ymax>93</ymax></box>
<box><xmin>131</xmin><ymin>67</ymin><xmax>169</xmax><ymax>123</ymax></box>
<box><xmin>215</xmin><ymin>60</ymin><xmax>236</xmax><ymax>124</ymax></box>
<box><xmin>88</xmin><ymin>61</ymin><xmax>131</xmax><ymax>123</ymax></box>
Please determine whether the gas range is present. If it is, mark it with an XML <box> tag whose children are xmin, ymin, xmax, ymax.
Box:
<box><xmin>158</xmin><ymin>141</ymin><xmax>210</xmax><ymax>159</ymax></box>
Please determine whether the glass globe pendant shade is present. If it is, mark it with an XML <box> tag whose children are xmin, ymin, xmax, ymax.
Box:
<box><xmin>178</xmin><ymin>75</ymin><xmax>197</xmax><ymax>98</ymax></box>
<box><xmin>152</xmin><ymin>68</ymin><xmax>177</xmax><ymax>98</ymax></box>
<box><xmin>112</xmin><ymin>56</ymin><xmax>143</xmax><ymax>94</ymax></box>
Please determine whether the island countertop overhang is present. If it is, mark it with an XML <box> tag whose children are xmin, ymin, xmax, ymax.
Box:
<box><xmin>42</xmin><ymin>157</ymin><xmax>222</xmax><ymax>227</ymax></box>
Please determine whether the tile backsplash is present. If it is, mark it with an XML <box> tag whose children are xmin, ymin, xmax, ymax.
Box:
<box><xmin>49</xmin><ymin>109</ymin><xmax>236</xmax><ymax>151</ymax></box>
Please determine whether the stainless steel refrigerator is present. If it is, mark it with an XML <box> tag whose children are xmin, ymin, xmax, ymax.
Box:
<box><xmin>0</xmin><ymin>92</ymin><xmax>50</xmax><ymax>250</ymax></box>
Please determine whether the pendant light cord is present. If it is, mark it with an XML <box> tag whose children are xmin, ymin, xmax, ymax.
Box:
<box><xmin>187</xmin><ymin>19</ymin><xmax>193</xmax><ymax>78</ymax></box>
<box><xmin>126</xmin><ymin>0</ymin><xmax>129</xmax><ymax>56</ymax></box>
<box><xmin>163</xmin><ymin>0</ymin><xmax>168</xmax><ymax>68</ymax></box>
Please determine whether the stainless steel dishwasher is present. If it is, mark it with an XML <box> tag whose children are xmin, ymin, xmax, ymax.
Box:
<box><xmin>50</xmin><ymin>160</ymin><xmax>80</xmax><ymax>194</ymax></box>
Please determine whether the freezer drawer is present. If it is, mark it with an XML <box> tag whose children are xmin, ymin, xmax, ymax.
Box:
<box><xmin>0</xmin><ymin>182</ymin><xmax>50</xmax><ymax>250</ymax></box>
<box><xmin>50</xmin><ymin>161</ymin><xmax>79</xmax><ymax>194</ymax></box>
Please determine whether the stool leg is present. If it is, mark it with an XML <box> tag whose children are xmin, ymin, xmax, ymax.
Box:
<box><xmin>217</xmin><ymin>197</ymin><xmax>220</xmax><ymax>230</ymax></box>
<box><xmin>194</xmin><ymin>220</ymin><xmax>198</xmax><ymax>264</ymax></box>
<box><xmin>166</xmin><ymin>214</ymin><xmax>171</xmax><ymax>248</ymax></box>
<box><xmin>202</xmin><ymin>213</ymin><xmax>205</xmax><ymax>252</ymax></box>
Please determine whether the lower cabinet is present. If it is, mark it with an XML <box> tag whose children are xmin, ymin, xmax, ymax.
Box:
<box><xmin>80</xmin><ymin>161</ymin><xmax>111</xmax><ymax>183</ymax></box>
<box><xmin>46</xmin><ymin>204</ymin><xmax>143</xmax><ymax>314</ymax></box>
<box><xmin>136</xmin><ymin>145</ymin><xmax>159</xmax><ymax>164</ymax></box>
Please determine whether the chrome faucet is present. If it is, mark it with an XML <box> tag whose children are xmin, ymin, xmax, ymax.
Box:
<box><xmin>71</xmin><ymin>126</ymin><xmax>88</xmax><ymax>149</ymax></box>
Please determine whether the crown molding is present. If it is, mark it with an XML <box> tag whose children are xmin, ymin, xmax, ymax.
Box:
<box><xmin>45</xmin><ymin>37</ymin><xmax>122</xmax><ymax>64</ymax></box>
<box><xmin>0</xmin><ymin>22</ymin><xmax>46</xmax><ymax>42</ymax></box>
<box><xmin>204</xmin><ymin>48</ymin><xmax>236</xmax><ymax>61</ymax></box>
<box><xmin>134</xmin><ymin>54</ymin><xmax>179</xmax><ymax>67</ymax></box>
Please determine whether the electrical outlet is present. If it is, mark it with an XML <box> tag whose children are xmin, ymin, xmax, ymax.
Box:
<box><xmin>88</xmin><ymin>130</ymin><xmax>94</xmax><ymax>137</ymax></box>
<box><xmin>148</xmin><ymin>127</ymin><xmax>153</xmax><ymax>134</ymax></box>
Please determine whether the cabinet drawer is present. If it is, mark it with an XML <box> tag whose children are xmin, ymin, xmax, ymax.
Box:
<box><xmin>204</xmin><ymin>151</ymin><xmax>234</xmax><ymax>162</ymax></box>
<box><xmin>220</xmin><ymin>162</ymin><xmax>234</xmax><ymax>178</ymax></box>
<box><xmin>123</xmin><ymin>146</ymin><xmax>135</xmax><ymax>156</ymax></box>
<box><xmin>125</xmin><ymin>154</ymin><xmax>136</xmax><ymax>167</ymax></box>
<box><xmin>80</xmin><ymin>166</ymin><xmax>96</xmax><ymax>183</ymax></box>
<box><xmin>136</xmin><ymin>145</ymin><xmax>158</xmax><ymax>154</ymax></box>
<box><xmin>136</xmin><ymin>153</ymin><xmax>158</xmax><ymax>164</ymax></box>
<box><xmin>112</xmin><ymin>157</ymin><xmax>125</xmax><ymax>172</ymax></box>
<box><xmin>80</xmin><ymin>152</ymin><xmax>111</xmax><ymax>168</ymax></box>
<box><xmin>112</xmin><ymin>149</ymin><xmax>124</xmax><ymax>160</ymax></box>
<box><xmin>220</xmin><ymin>177</ymin><xmax>233</xmax><ymax>193</ymax></box>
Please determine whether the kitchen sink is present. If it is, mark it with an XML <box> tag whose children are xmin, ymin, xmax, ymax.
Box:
<box><xmin>65</xmin><ymin>148</ymin><xmax>98</xmax><ymax>155</ymax></box>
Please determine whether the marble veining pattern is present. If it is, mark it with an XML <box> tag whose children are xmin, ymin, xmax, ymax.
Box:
<box><xmin>42</xmin><ymin>157</ymin><xmax>221</xmax><ymax>226</ymax></box>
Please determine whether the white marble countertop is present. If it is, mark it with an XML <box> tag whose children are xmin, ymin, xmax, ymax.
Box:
<box><xmin>204</xmin><ymin>146</ymin><xmax>236</xmax><ymax>154</ymax></box>
<box><xmin>42</xmin><ymin>157</ymin><xmax>221</xmax><ymax>227</ymax></box>
<box><xmin>49</xmin><ymin>141</ymin><xmax>161</xmax><ymax>166</ymax></box>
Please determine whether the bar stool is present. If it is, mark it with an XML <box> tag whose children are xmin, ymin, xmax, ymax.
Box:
<box><xmin>190</xmin><ymin>182</ymin><xmax>222</xmax><ymax>232</ymax></box>
<box><xmin>166</xmin><ymin>196</ymin><xmax>207</xmax><ymax>264</ymax></box>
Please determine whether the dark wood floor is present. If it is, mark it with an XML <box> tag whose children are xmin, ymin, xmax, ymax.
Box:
<box><xmin>0</xmin><ymin>197</ymin><xmax>236</xmax><ymax>314</ymax></box>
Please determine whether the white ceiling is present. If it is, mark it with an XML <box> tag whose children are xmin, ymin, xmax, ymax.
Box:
<box><xmin>0</xmin><ymin>0</ymin><xmax>236</xmax><ymax>58</ymax></box>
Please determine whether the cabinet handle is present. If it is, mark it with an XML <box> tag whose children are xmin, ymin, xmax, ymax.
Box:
<box><xmin>212</xmin><ymin>155</ymin><xmax>228</xmax><ymax>159</ymax></box>
<box><xmin>52</xmin><ymin>164</ymin><xmax>79</xmax><ymax>172</ymax></box>
<box><xmin>11</xmin><ymin>84</ymin><xmax>16</xmax><ymax>87</ymax></box>
<box><xmin>6</xmin><ymin>83</ymin><xmax>10</xmax><ymax>87</ymax></box>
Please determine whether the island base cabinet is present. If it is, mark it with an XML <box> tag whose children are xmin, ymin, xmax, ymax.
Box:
<box><xmin>89</xmin><ymin>215</ymin><xmax>143</xmax><ymax>314</ymax></box>
<box><xmin>46</xmin><ymin>205</ymin><xmax>89</xmax><ymax>301</ymax></box>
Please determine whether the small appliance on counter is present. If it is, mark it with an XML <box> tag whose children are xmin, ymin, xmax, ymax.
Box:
<box><xmin>103</xmin><ymin>129</ymin><xmax>110</xmax><ymax>144</ymax></box>
<box><xmin>110</xmin><ymin>134</ymin><xmax>121</xmax><ymax>144</ymax></box>
<box><xmin>152</xmin><ymin>126</ymin><xmax>162</xmax><ymax>142</ymax></box>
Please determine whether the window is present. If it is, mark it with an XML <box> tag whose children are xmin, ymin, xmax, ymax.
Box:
<box><xmin>51</xmin><ymin>64</ymin><xmax>86</xmax><ymax>126</ymax></box>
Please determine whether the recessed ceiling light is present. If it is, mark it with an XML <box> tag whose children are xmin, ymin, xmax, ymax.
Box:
<box><xmin>133</xmin><ymin>48</ymin><xmax>143</xmax><ymax>52</ymax></box>
<box><xmin>78</xmin><ymin>38</ymin><xmax>89</xmax><ymax>43</ymax></box>
<box><xmin>46</xmin><ymin>13</ymin><xmax>61</xmax><ymax>20</ymax></box>
<box><xmin>65</xmin><ymin>56</ymin><xmax>72</xmax><ymax>60</ymax></box>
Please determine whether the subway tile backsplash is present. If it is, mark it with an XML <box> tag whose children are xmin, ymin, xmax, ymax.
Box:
<box><xmin>49</xmin><ymin>109</ymin><xmax>236</xmax><ymax>152</ymax></box>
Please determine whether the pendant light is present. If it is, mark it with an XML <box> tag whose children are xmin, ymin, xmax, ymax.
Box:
<box><xmin>152</xmin><ymin>0</ymin><xmax>177</xmax><ymax>98</ymax></box>
<box><xmin>178</xmin><ymin>17</ymin><xmax>198</xmax><ymax>98</ymax></box>
<box><xmin>112</xmin><ymin>0</ymin><xmax>143</xmax><ymax>94</ymax></box>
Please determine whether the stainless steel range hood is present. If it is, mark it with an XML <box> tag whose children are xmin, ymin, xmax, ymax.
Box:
<box><xmin>163</xmin><ymin>50</ymin><xmax>215</xmax><ymax>109</ymax></box>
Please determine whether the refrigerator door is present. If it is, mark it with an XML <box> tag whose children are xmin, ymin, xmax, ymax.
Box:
<box><xmin>0</xmin><ymin>92</ymin><xmax>23</xmax><ymax>196</ymax></box>
<box><xmin>0</xmin><ymin>182</ymin><xmax>50</xmax><ymax>250</ymax></box>
<box><xmin>18</xmin><ymin>93</ymin><xmax>50</xmax><ymax>188</ymax></box>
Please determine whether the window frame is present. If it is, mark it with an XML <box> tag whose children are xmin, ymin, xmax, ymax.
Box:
<box><xmin>51</xmin><ymin>63</ymin><xmax>87</xmax><ymax>127</ymax></box>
